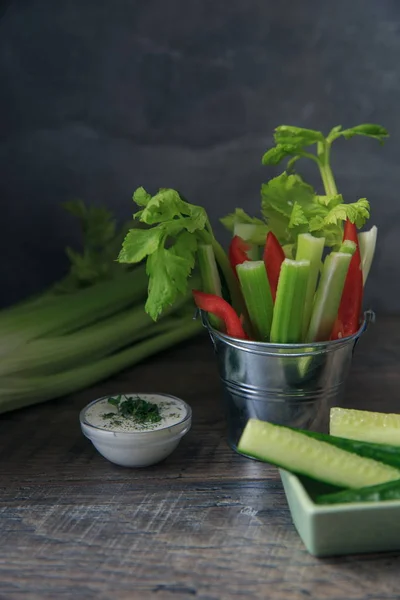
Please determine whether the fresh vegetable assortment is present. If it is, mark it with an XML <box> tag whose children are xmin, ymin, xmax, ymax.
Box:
<box><xmin>237</xmin><ymin>408</ymin><xmax>400</xmax><ymax>506</ymax></box>
<box><xmin>118</xmin><ymin>123</ymin><xmax>387</xmax><ymax>343</ymax></box>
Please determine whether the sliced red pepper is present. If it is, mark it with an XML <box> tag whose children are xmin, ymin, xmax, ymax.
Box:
<box><xmin>193</xmin><ymin>290</ymin><xmax>247</xmax><ymax>339</ymax></box>
<box><xmin>229</xmin><ymin>235</ymin><xmax>251</xmax><ymax>275</ymax></box>
<box><xmin>331</xmin><ymin>220</ymin><xmax>363</xmax><ymax>339</ymax></box>
<box><xmin>263</xmin><ymin>232</ymin><xmax>285</xmax><ymax>302</ymax></box>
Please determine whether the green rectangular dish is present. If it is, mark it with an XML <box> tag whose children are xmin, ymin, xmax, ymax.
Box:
<box><xmin>280</xmin><ymin>469</ymin><xmax>400</xmax><ymax>557</ymax></box>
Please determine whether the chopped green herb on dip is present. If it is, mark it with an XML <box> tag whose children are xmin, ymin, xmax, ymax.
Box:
<box><xmin>107</xmin><ymin>395</ymin><xmax>162</xmax><ymax>424</ymax></box>
<box><xmin>84</xmin><ymin>394</ymin><xmax>187</xmax><ymax>432</ymax></box>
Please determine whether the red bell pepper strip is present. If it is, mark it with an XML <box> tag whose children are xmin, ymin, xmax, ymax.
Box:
<box><xmin>193</xmin><ymin>290</ymin><xmax>247</xmax><ymax>339</ymax></box>
<box><xmin>229</xmin><ymin>235</ymin><xmax>251</xmax><ymax>275</ymax></box>
<box><xmin>331</xmin><ymin>220</ymin><xmax>363</xmax><ymax>339</ymax></box>
<box><xmin>263</xmin><ymin>232</ymin><xmax>285</xmax><ymax>302</ymax></box>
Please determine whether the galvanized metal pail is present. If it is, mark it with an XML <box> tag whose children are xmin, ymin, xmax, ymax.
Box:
<box><xmin>199</xmin><ymin>310</ymin><xmax>375</xmax><ymax>452</ymax></box>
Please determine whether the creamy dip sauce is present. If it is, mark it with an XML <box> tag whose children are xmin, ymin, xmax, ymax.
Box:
<box><xmin>84</xmin><ymin>394</ymin><xmax>187</xmax><ymax>433</ymax></box>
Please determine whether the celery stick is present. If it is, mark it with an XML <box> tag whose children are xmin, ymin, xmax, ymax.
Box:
<box><xmin>270</xmin><ymin>259</ymin><xmax>310</xmax><ymax>343</ymax></box>
<box><xmin>232</xmin><ymin>223</ymin><xmax>269</xmax><ymax>247</ymax></box>
<box><xmin>359</xmin><ymin>225</ymin><xmax>377</xmax><ymax>285</ymax></box>
<box><xmin>282</xmin><ymin>244</ymin><xmax>295</xmax><ymax>259</ymax></box>
<box><xmin>197</xmin><ymin>245</ymin><xmax>222</xmax><ymax>297</ymax></box>
<box><xmin>197</xmin><ymin>244</ymin><xmax>223</xmax><ymax>329</ymax></box>
<box><xmin>339</xmin><ymin>240</ymin><xmax>356</xmax><ymax>255</ymax></box>
<box><xmin>0</xmin><ymin>293</ymin><xmax>192</xmax><ymax>377</ymax></box>
<box><xmin>295</xmin><ymin>234</ymin><xmax>325</xmax><ymax>339</ymax></box>
<box><xmin>306</xmin><ymin>252</ymin><xmax>352</xmax><ymax>342</ymax></box>
<box><xmin>233</xmin><ymin>224</ymin><xmax>260</xmax><ymax>259</ymax></box>
<box><xmin>236</xmin><ymin>261</ymin><xmax>273</xmax><ymax>341</ymax></box>
<box><xmin>0</xmin><ymin>317</ymin><xmax>203</xmax><ymax>414</ymax></box>
<box><xmin>0</xmin><ymin>267</ymin><xmax>149</xmax><ymax>358</ymax></box>
<box><xmin>208</xmin><ymin>236</ymin><xmax>246</xmax><ymax>317</ymax></box>
<box><xmin>0</xmin><ymin>267</ymin><xmax>144</xmax><ymax>327</ymax></box>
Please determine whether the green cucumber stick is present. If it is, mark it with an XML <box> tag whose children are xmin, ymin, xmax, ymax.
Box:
<box><xmin>306</xmin><ymin>249</ymin><xmax>355</xmax><ymax>342</ymax></box>
<box><xmin>316</xmin><ymin>479</ymin><xmax>400</xmax><ymax>505</ymax></box>
<box><xmin>236</xmin><ymin>261</ymin><xmax>273</xmax><ymax>341</ymax></box>
<box><xmin>270</xmin><ymin>259</ymin><xmax>310</xmax><ymax>344</ymax></box>
<box><xmin>197</xmin><ymin>244</ymin><xmax>223</xmax><ymax>329</ymax></box>
<box><xmin>295</xmin><ymin>234</ymin><xmax>325</xmax><ymax>338</ymax></box>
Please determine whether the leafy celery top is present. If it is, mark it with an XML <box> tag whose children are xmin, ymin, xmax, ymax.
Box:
<box><xmin>222</xmin><ymin>124</ymin><xmax>387</xmax><ymax>253</ymax></box>
<box><xmin>118</xmin><ymin>124</ymin><xmax>388</xmax><ymax>320</ymax></box>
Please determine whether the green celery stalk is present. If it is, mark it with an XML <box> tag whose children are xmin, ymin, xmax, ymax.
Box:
<box><xmin>203</xmin><ymin>232</ymin><xmax>247</xmax><ymax>318</ymax></box>
<box><xmin>0</xmin><ymin>267</ymin><xmax>149</xmax><ymax>358</ymax></box>
<box><xmin>197</xmin><ymin>244</ymin><xmax>223</xmax><ymax>330</ymax></box>
<box><xmin>0</xmin><ymin>293</ymin><xmax>194</xmax><ymax>377</ymax></box>
<box><xmin>270</xmin><ymin>259</ymin><xmax>310</xmax><ymax>343</ymax></box>
<box><xmin>358</xmin><ymin>225</ymin><xmax>377</xmax><ymax>285</ymax></box>
<box><xmin>339</xmin><ymin>240</ymin><xmax>356</xmax><ymax>255</ymax></box>
<box><xmin>232</xmin><ymin>223</ymin><xmax>269</xmax><ymax>247</ymax></box>
<box><xmin>197</xmin><ymin>245</ymin><xmax>222</xmax><ymax>297</ymax></box>
<box><xmin>233</xmin><ymin>224</ymin><xmax>260</xmax><ymax>259</ymax></box>
<box><xmin>0</xmin><ymin>316</ymin><xmax>203</xmax><ymax>414</ymax></box>
<box><xmin>236</xmin><ymin>261</ymin><xmax>273</xmax><ymax>341</ymax></box>
<box><xmin>295</xmin><ymin>234</ymin><xmax>325</xmax><ymax>338</ymax></box>
<box><xmin>3</xmin><ymin>274</ymin><xmax>146</xmax><ymax>355</ymax></box>
<box><xmin>282</xmin><ymin>244</ymin><xmax>295</xmax><ymax>259</ymax></box>
<box><xmin>306</xmin><ymin>251</ymin><xmax>353</xmax><ymax>342</ymax></box>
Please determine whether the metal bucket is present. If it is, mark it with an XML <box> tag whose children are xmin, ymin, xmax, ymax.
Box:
<box><xmin>199</xmin><ymin>310</ymin><xmax>375</xmax><ymax>452</ymax></box>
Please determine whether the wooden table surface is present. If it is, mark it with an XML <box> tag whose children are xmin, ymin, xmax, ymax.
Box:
<box><xmin>1</xmin><ymin>316</ymin><xmax>400</xmax><ymax>600</ymax></box>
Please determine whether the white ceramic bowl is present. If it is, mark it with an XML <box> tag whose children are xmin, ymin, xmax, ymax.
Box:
<box><xmin>80</xmin><ymin>393</ymin><xmax>192</xmax><ymax>467</ymax></box>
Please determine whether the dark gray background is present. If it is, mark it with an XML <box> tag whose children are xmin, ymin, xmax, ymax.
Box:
<box><xmin>1</xmin><ymin>0</ymin><xmax>399</xmax><ymax>312</ymax></box>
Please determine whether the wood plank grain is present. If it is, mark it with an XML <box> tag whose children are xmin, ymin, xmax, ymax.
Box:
<box><xmin>1</xmin><ymin>317</ymin><xmax>400</xmax><ymax>599</ymax></box>
<box><xmin>1</xmin><ymin>480</ymin><xmax>400</xmax><ymax>600</ymax></box>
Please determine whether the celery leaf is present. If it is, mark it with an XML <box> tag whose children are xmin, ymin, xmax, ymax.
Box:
<box><xmin>145</xmin><ymin>235</ymin><xmax>197</xmax><ymax>320</ymax></box>
<box><xmin>118</xmin><ymin>227</ymin><xmax>164</xmax><ymax>264</ymax></box>
<box><xmin>273</xmin><ymin>125</ymin><xmax>325</xmax><ymax>146</ymax></box>
<box><xmin>309</xmin><ymin>199</ymin><xmax>370</xmax><ymax>232</ymax></box>
<box><xmin>260</xmin><ymin>172</ymin><xmax>354</xmax><ymax>247</ymax></box>
<box><xmin>133</xmin><ymin>187</ymin><xmax>152</xmax><ymax>207</ymax></box>
<box><xmin>135</xmin><ymin>188</ymin><xmax>190</xmax><ymax>224</ymax></box>
<box><xmin>54</xmin><ymin>200</ymin><xmax>133</xmax><ymax>293</ymax></box>
<box><xmin>220</xmin><ymin>208</ymin><xmax>264</xmax><ymax>232</ymax></box>
<box><xmin>330</xmin><ymin>124</ymin><xmax>389</xmax><ymax>143</ymax></box>
<box><xmin>315</xmin><ymin>194</ymin><xmax>343</xmax><ymax>208</ymax></box>
<box><xmin>288</xmin><ymin>202</ymin><xmax>309</xmax><ymax>228</ymax></box>
<box><xmin>262</xmin><ymin>144</ymin><xmax>300</xmax><ymax>166</ymax></box>
<box><xmin>262</xmin><ymin>126</ymin><xmax>324</xmax><ymax>166</ymax></box>
<box><xmin>118</xmin><ymin>187</ymin><xmax>208</xmax><ymax>320</ymax></box>
<box><xmin>261</xmin><ymin>172</ymin><xmax>320</xmax><ymax>243</ymax></box>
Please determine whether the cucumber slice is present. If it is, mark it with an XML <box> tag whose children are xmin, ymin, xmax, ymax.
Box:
<box><xmin>299</xmin><ymin>429</ymin><xmax>400</xmax><ymax>470</ymax></box>
<box><xmin>330</xmin><ymin>407</ymin><xmax>400</xmax><ymax>446</ymax></box>
<box><xmin>316</xmin><ymin>479</ymin><xmax>400</xmax><ymax>505</ymax></box>
<box><xmin>238</xmin><ymin>419</ymin><xmax>400</xmax><ymax>488</ymax></box>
